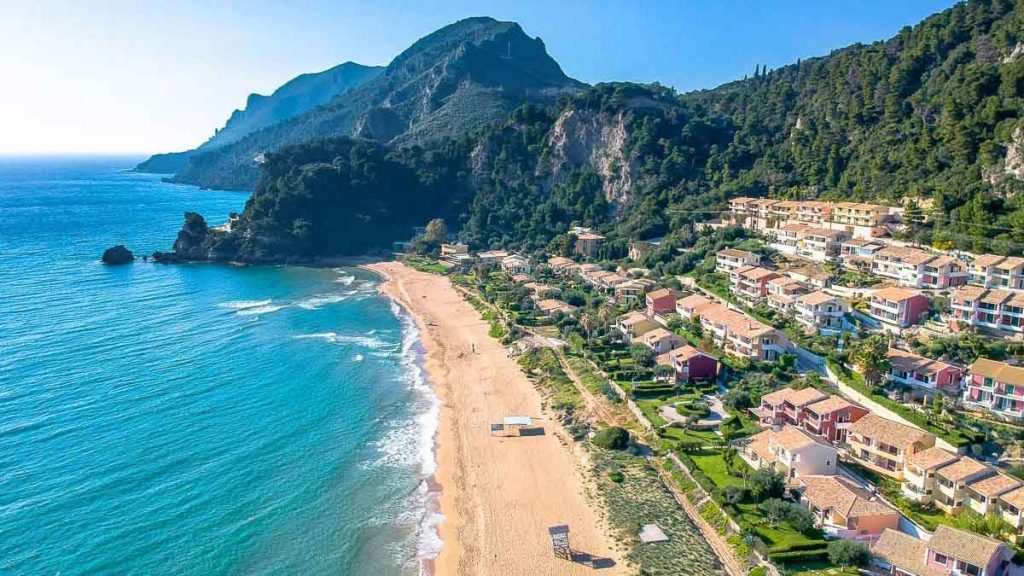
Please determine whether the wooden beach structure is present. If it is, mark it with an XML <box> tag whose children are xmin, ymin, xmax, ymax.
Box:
<box><xmin>490</xmin><ymin>415</ymin><xmax>534</xmax><ymax>437</ymax></box>
<box><xmin>548</xmin><ymin>524</ymin><xmax>571</xmax><ymax>560</ymax></box>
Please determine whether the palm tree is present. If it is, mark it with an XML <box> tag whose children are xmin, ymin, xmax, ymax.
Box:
<box><xmin>579</xmin><ymin>312</ymin><xmax>596</xmax><ymax>353</ymax></box>
<box><xmin>849</xmin><ymin>335</ymin><xmax>890</xmax><ymax>387</ymax></box>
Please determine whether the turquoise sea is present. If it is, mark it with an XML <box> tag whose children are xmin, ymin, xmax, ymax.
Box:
<box><xmin>0</xmin><ymin>157</ymin><xmax>440</xmax><ymax>575</ymax></box>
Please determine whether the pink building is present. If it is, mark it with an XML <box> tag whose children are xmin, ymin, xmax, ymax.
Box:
<box><xmin>872</xmin><ymin>525</ymin><xmax>1013</xmax><ymax>576</ymax></box>
<box><xmin>655</xmin><ymin>346</ymin><xmax>718</xmax><ymax>383</ymax></box>
<box><xmin>797</xmin><ymin>475</ymin><xmax>899</xmax><ymax>543</ymax></box>
<box><xmin>755</xmin><ymin>387</ymin><xmax>828</xmax><ymax>428</ymax></box>
<box><xmin>868</xmin><ymin>287</ymin><xmax>931</xmax><ymax>330</ymax></box>
<box><xmin>950</xmin><ymin>286</ymin><xmax>1024</xmax><ymax>337</ymax></box>
<box><xmin>963</xmin><ymin>358</ymin><xmax>1024</xmax><ymax>421</ymax></box>
<box><xmin>885</xmin><ymin>348</ymin><xmax>963</xmax><ymax>397</ymax></box>
<box><xmin>645</xmin><ymin>288</ymin><xmax>678</xmax><ymax>317</ymax></box>
<box><xmin>801</xmin><ymin>396</ymin><xmax>869</xmax><ymax>444</ymax></box>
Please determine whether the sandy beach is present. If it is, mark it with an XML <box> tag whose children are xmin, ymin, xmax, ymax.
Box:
<box><xmin>366</xmin><ymin>262</ymin><xmax>625</xmax><ymax>576</ymax></box>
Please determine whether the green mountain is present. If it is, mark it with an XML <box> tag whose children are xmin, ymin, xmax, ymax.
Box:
<box><xmin>163</xmin><ymin>0</ymin><xmax>1024</xmax><ymax>263</ymax></box>
<box><xmin>167</xmin><ymin>17</ymin><xmax>586</xmax><ymax>190</ymax></box>
<box><xmin>135</xmin><ymin>62</ymin><xmax>383</xmax><ymax>174</ymax></box>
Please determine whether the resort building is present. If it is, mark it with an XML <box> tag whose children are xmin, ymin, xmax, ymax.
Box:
<box><xmin>871</xmin><ymin>525</ymin><xmax>1013</xmax><ymax>576</ymax></box>
<box><xmin>964</xmin><ymin>473</ymin><xmax>1021</xmax><ymax>517</ymax></box>
<box><xmin>500</xmin><ymin>254</ymin><xmax>531</xmax><ymax>276</ymax></box>
<box><xmin>867</xmin><ymin>287</ymin><xmax>930</xmax><ymax>330</ymax></box>
<box><xmin>534</xmin><ymin>299</ymin><xmax>577</xmax><ymax>317</ymax></box>
<box><xmin>968</xmin><ymin>254</ymin><xmax>1024</xmax><ymax>291</ymax></box>
<box><xmin>727</xmin><ymin>197</ymin><xmax>893</xmax><ymax>239</ymax></box>
<box><xmin>655</xmin><ymin>346</ymin><xmax>719</xmax><ymax>383</ymax></box>
<box><xmin>740</xmin><ymin>426</ymin><xmax>838</xmax><ymax>480</ymax></box>
<box><xmin>925</xmin><ymin>525</ymin><xmax>1014</xmax><ymax>576</ymax></box>
<box><xmin>615</xmin><ymin>311</ymin><xmax>659</xmax><ymax>343</ymax></box>
<box><xmin>932</xmin><ymin>457</ymin><xmax>994</xmax><ymax>514</ymax></box>
<box><xmin>793</xmin><ymin>291</ymin><xmax>849</xmax><ymax>335</ymax></box>
<box><xmin>846</xmin><ymin>414</ymin><xmax>936</xmax><ymax>479</ymax></box>
<box><xmin>645</xmin><ymin>288</ymin><xmax>678</xmax><ymax>317</ymax></box>
<box><xmin>715</xmin><ymin>248</ymin><xmax>761</xmax><ymax>274</ymax></box>
<box><xmin>885</xmin><ymin>348</ymin><xmax>963</xmax><ymax>397</ymax></box>
<box><xmin>675</xmin><ymin>294</ymin><xmax>790</xmax><ymax>361</ymax></box>
<box><xmin>798</xmin><ymin>227</ymin><xmax>849</xmax><ymax>261</ymax></box>
<box><xmin>639</xmin><ymin>328</ymin><xmax>685</xmax><ymax>355</ymax></box>
<box><xmin>963</xmin><ymin>358</ymin><xmax>1024</xmax><ymax>421</ymax></box>
<box><xmin>547</xmin><ymin>256</ymin><xmax>577</xmax><ymax>276</ymax></box>
<box><xmin>573</xmin><ymin>231</ymin><xmax>605</xmax><ymax>259</ymax></box>
<box><xmin>766</xmin><ymin>277</ymin><xmax>808</xmax><ymax>313</ymax></box>
<box><xmin>477</xmin><ymin>250</ymin><xmax>509</xmax><ymax>265</ymax></box>
<box><xmin>523</xmin><ymin>282</ymin><xmax>558</xmax><ymax>298</ymax></box>
<box><xmin>440</xmin><ymin>243</ymin><xmax>468</xmax><ymax>257</ymax></box>
<box><xmin>615</xmin><ymin>279</ymin><xmax>655</xmax><ymax>304</ymax></box>
<box><xmin>729</xmin><ymin>266</ymin><xmax>782</xmax><ymax>305</ymax></box>
<box><xmin>901</xmin><ymin>446</ymin><xmax>960</xmax><ymax>504</ymax></box>
<box><xmin>755</xmin><ymin>387</ymin><xmax>829</xmax><ymax>428</ymax></box>
<box><xmin>997</xmin><ymin>486</ymin><xmax>1024</xmax><ymax>536</ymax></box>
<box><xmin>869</xmin><ymin>246</ymin><xmax>968</xmax><ymax>289</ymax></box>
<box><xmin>754</xmin><ymin>386</ymin><xmax>867</xmax><ymax>443</ymax></box>
<box><xmin>949</xmin><ymin>286</ymin><xmax>1024</xmax><ymax>337</ymax></box>
<box><xmin>767</xmin><ymin>223</ymin><xmax>810</xmax><ymax>257</ymax></box>
<box><xmin>800</xmin><ymin>396</ymin><xmax>868</xmax><ymax>444</ymax></box>
<box><xmin>795</xmin><ymin>475</ymin><xmax>899</xmax><ymax>543</ymax></box>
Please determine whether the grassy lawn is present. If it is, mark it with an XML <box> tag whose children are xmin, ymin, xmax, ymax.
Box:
<box><xmin>785</xmin><ymin>560</ymin><xmax>859</xmax><ymax>575</ymax></box>
<box><xmin>402</xmin><ymin>255</ymin><xmax>449</xmax><ymax>274</ymax></box>
<box><xmin>688</xmin><ymin>450</ymin><xmax>747</xmax><ymax>488</ymax></box>
<box><xmin>735</xmin><ymin>502</ymin><xmax>827</xmax><ymax>552</ymax></box>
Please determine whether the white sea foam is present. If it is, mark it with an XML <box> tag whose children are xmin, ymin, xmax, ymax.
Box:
<box><xmin>235</xmin><ymin>303</ymin><xmax>288</xmax><ymax>316</ymax></box>
<box><xmin>335</xmin><ymin>275</ymin><xmax>355</xmax><ymax>286</ymax></box>
<box><xmin>387</xmin><ymin>298</ymin><xmax>444</xmax><ymax>571</ymax></box>
<box><xmin>219</xmin><ymin>299</ymin><xmax>271</xmax><ymax>310</ymax></box>
<box><xmin>294</xmin><ymin>292</ymin><xmax>353</xmax><ymax>310</ymax></box>
<box><xmin>292</xmin><ymin>331</ymin><xmax>396</xmax><ymax>351</ymax></box>
<box><xmin>352</xmin><ymin>354</ymin><xmax>364</xmax><ymax>362</ymax></box>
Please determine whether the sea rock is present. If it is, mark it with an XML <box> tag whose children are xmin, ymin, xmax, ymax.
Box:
<box><xmin>101</xmin><ymin>245</ymin><xmax>134</xmax><ymax>265</ymax></box>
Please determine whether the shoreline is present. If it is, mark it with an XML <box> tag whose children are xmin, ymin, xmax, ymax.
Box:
<box><xmin>364</xmin><ymin>262</ymin><xmax>624</xmax><ymax>576</ymax></box>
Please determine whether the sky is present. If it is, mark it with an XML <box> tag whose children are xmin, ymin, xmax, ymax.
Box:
<box><xmin>0</xmin><ymin>0</ymin><xmax>957</xmax><ymax>155</ymax></box>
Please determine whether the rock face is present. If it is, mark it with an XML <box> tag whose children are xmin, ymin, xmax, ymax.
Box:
<box><xmin>101</xmin><ymin>245</ymin><xmax>134</xmax><ymax>265</ymax></box>
<box><xmin>153</xmin><ymin>212</ymin><xmax>234</xmax><ymax>263</ymax></box>
<box><xmin>543</xmin><ymin>107</ymin><xmax>636</xmax><ymax>213</ymax></box>
<box><xmin>1005</xmin><ymin>126</ymin><xmax>1024</xmax><ymax>180</ymax></box>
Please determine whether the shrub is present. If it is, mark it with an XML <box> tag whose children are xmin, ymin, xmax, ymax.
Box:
<box><xmin>827</xmin><ymin>539</ymin><xmax>870</xmax><ymax>568</ymax></box>
<box><xmin>607</xmin><ymin>470</ymin><xmax>625</xmax><ymax>483</ymax></box>
<box><xmin>593</xmin><ymin>426</ymin><xmax>630</xmax><ymax>450</ymax></box>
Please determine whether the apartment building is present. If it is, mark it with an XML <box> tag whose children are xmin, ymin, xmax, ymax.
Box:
<box><xmin>793</xmin><ymin>291</ymin><xmax>849</xmax><ymax>335</ymax></box>
<box><xmin>969</xmin><ymin>254</ymin><xmax>1024</xmax><ymax>291</ymax></box>
<box><xmin>645</xmin><ymin>288</ymin><xmax>678</xmax><ymax>316</ymax></box>
<box><xmin>547</xmin><ymin>256</ymin><xmax>577</xmax><ymax>276</ymax></box>
<box><xmin>768</xmin><ymin>223</ymin><xmax>811</xmax><ymax>257</ymax></box>
<box><xmin>615</xmin><ymin>311</ymin><xmax>659</xmax><ymax>343</ymax></box>
<box><xmin>964</xmin><ymin>473</ymin><xmax>1022</xmax><ymax>518</ymax></box>
<box><xmin>963</xmin><ymin>358</ymin><xmax>1024</xmax><ymax>421</ymax></box>
<box><xmin>872</xmin><ymin>525</ymin><xmax>1013</xmax><ymax>576</ymax></box>
<box><xmin>655</xmin><ymin>346</ymin><xmax>719</xmax><ymax>383</ymax></box>
<box><xmin>500</xmin><ymin>254</ymin><xmax>531</xmax><ymax>275</ymax></box>
<box><xmin>614</xmin><ymin>279</ymin><xmax>655</xmax><ymax>304</ymax></box>
<box><xmin>676</xmin><ymin>295</ymin><xmax>790</xmax><ymax>361</ymax></box>
<box><xmin>796</xmin><ymin>475</ymin><xmax>899</xmax><ymax>543</ymax></box>
<box><xmin>728</xmin><ymin>197</ymin><xmax>893</xmax><ymax>239</ymax></box>
<box><xmin>755</xmin><ymin>387</ymin><xmax>828</xmax><ymax>428</ymax></box>
<box><xmin>741</xmin><ymin>426</ymin><xmax>838</xmax><ymax>479</ymax></box>
<box><xmin>867</xmin><ymin>287</ymin><xmax>931</xmax><ymax>330</ymax></box>
<box><xmin>997</xmin><ymin>486</ymin><xmax>1024</xmax><ymax>537</ymax></box>
<box><xmin>766</xmin><ymin>277</ymin><xmax>808</xmax><ymax>313</ymax></box>
<box><xmin>871</xmin><ymin>246</ymin><xmax>968</xmax><ymax>289</ymax></box>
<box><xmin>799</xmin><ymin>228</ymin><xmax>849</xmax><ymax>261</ymax></box>
<box><xmin>534</xmin><ymin>299</ymin><xmax>577</xmax><ymax>317</ymax></box>
<box><xmin>730</xmin><ymin>266</ymin><xmax>782</xmax><ymax>305</ymax></box>
<box><xmin>573</xmin><ymin>231</ymin><xmax>605</xmax><ymax>258</ymax></box>
<box><xmin>950</xmin><ymin>286</ymin><xmax>1024</xmax><ymax>337</ymax></box>
<box><xmin>901</xmin><ymin>446</ymin><xmax>960</xmax><ymax>504</ymax></box>
<box><xmin>846</xmin><ymin>414</ymin><xmax>936</xmax><ymax>479</ymax></box>
<box><xmin>885</xmin><ymin>348</ymin><xmax>963</xmax><ymax>396</ymax></box>
<box><xmin>801</xmin><ymin>396</ymin><xmax>869</xmax><ymax>444</ymax></box>
<box><xmin>932</xmin><ymin>457</ymin><xmax>994</xmax><ymax>514</ymax></box>
<box><xmin>715</xmin><ymin>248</ymin><xmax>761</xmax><ymax>274</ymax></box>
<box><xmin>639</xmin><ymin>328</ymin><xmax>685</xmax><ymax>355</ymax></box>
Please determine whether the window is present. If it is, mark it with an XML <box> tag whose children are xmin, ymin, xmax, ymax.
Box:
<box><xmin>933</xmin><ymin>553</ymin><xmax>948</xmax><ymax>565</ymax></box>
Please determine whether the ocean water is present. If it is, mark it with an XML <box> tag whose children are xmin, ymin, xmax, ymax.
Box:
<box><xmin>0</xmin><ymin>157</ymin><xmax>439</xmax><ymax>575</ymax></box>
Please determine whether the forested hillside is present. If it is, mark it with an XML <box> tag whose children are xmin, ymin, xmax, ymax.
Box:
<box><xmin>167</xmin><ymin>0</ymin><xmax>1024</xmax><ymax>262</ymax></box>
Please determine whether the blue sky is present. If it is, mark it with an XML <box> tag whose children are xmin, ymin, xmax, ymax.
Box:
<box><xmin>0</xmin><ymin>0</ymin><xmax>956</xmax><ymax>154</ymax></box>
